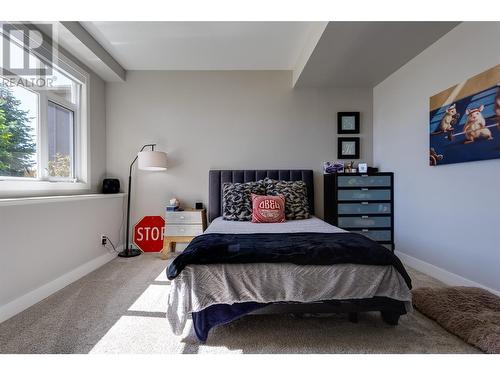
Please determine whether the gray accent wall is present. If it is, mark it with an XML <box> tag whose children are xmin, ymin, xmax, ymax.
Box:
<box><xmin>373</xmin><ymin>22</ymin><xmax>500</xmax><ymax>293</ymax></box>
<box><xmin>106</xmin><ymin>71</ymin><xmax>373</xmax><ymax>225</ymax></box>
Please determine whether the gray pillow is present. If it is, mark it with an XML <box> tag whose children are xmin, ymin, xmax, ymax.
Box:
<box><xmin>264</xmin><ymin>178</ymin><xmax>310</xmax><ymax>220</ymax></box>
<box><xmin>222</xmin><ymin>180</ymin><xmax>266</xmax><ymax>221</ymax></box>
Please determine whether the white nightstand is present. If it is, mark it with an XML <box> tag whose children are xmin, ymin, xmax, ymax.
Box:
<box><xmin>161</xmin><ymin>208</ymin><xmax>207</xmax><ymax>259</ymax></box>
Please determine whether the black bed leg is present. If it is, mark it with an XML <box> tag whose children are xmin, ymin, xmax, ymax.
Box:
<box><xmin>381</xmin><ymin>311</ymin><xmax>400</xmax><ymax>325</ymax></box>
<box><xmin>348</xmin><ymin>312</ymin><xmax>359</xmax><ymax>323</ymax></box>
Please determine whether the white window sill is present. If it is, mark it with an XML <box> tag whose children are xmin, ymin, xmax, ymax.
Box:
<box><xmin>0</xmin><ymin>179</ymin><xmax>92</xmax><ymax>199</ymax></box>
<box><xmin>0</xmin><ymin>193</ymin><xmax>126</xmax><ymax>207</ymax></box>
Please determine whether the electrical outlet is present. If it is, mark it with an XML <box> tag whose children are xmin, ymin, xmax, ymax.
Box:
<box><xmin>101</xmin><ymin>235</ymin><xmax>107</xmax><ymax>246</ymax></box>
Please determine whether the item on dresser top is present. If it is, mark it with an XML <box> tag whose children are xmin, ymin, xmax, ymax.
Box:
<box><xmin>264</xmin><ymin>178</ymin><xmax>310</xmax><ymax>220</ymax></box>
<box><xmin>166</xmin><ymin>205</ymin><xmax>179</xmax><ymax>212</ymax></box>
<box><xmin>251</xmin><ymin>194</ymin><xmax>286</xmax><ymax>223</ymax></box>
<box><xmin>344</xmin><ymin>161</ymin><xmax>354</xmax><ymax>173</ymax></box>
<box><xmin>169</xmin><ymin>198</ymin><xmax>180</xmax><ymax>207</ymax></box>
<box><xmin>222</xmin><ymin>180</ymin><xmax>266</xmax><ymax>221</ymax></box>
<box><xmin>195</xmin><ymin>202</ymin><xmax>203</xmax><ymax>210</ymax></box>
<box><xmin>324</xmin><ymin>172</ymin><xmax>394</xmax><ymax>251</ymax></box>
<box><xmin>120</xmin><ymin>144</ymin><xmax>168</xmax><ymax>258</ymax></box>
<box><xmin>161</xmin><ymin>208</ymin><xmax>207</xmax><ymax>259</ymax></box>
<box><xmin>323</xmin><ymin>161</ymin><xmax>344</xmax><ymax>174</ymax></box>
<box><xmin>358</xmin><ymin>163</ymin><xmax>368</xmax><ymax>173</ymax></box>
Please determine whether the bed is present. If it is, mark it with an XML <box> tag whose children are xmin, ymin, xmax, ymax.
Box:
<box><xmin>166</xmin><ymin>169</ymin><xmax>412</xmax><ymax>341</ymax></box>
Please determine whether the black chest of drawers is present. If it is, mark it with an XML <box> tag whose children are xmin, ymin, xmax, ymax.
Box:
<box><xmin>324</xmin><ymin>172</ymin><xmax>394</xmax><ymax>251</ymax></box>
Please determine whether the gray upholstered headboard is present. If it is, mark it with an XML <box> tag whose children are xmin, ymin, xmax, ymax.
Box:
<box><xmin>208</xmin><ymin>169</ymin><xmax>314</xmax><ymax>222</ymax></box>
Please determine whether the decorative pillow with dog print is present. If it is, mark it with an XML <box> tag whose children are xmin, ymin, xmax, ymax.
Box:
<box><xmin>264</xmin><ymin>178</ymin><xmax>310</xmax><ymax>220</ymax></box>
<box><xmin>222</xmin><ymin>180</ymin><xmax>266</xmax><ymax>221</ymax></box>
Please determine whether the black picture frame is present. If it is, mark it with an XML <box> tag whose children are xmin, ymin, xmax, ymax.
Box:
<box><xmin>337</xmin><ymin>112</ymin><xmax>360</xmax><ymax>134</ymax></box>
<box><xmin>337</xmin><ymin>137</ymin><xmax>360</xmax><ymax>159</ymax></box>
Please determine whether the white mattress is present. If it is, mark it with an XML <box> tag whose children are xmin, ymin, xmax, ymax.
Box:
<box><xmin>205</xmin><ymin>216</ymin><xmax>346</xmax><ymax>234</ymax></box>
<box><xmin>166</xmin><ymin>217</ymin><xmax>412</xmax><ymax>335</ymax></box>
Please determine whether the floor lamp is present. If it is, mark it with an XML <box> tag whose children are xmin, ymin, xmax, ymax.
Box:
<box><xmin>118</xmin><ymin>144</ymin><xmax>168</xmax><ymax>258</ymax></box>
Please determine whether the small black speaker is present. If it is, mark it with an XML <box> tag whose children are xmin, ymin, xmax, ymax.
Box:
<box><xmin>102</xmin><ymin>178</ymin><xmax>120</xmax><ymax>194</ymax></box>
<box><xmin>195</xmin><ymin>202</ymin><xmax>203</xmax><ymax>210</ymax></box>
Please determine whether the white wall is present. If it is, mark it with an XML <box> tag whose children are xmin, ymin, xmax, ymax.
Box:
<box><xmin>106</xmin><ymin>71</ymin><xmax>373</xmax><ymax>224</ymax></box>
<box><xmin>373</xmin><ymin>22</ymin><xmax>500</xmax><ymax>293</ymax></box>
<box><xmin>0</xmin><ymin>195</ymin><xmax>124</xmax><ymax>322</ymax></box>
<box><xmin>0</xmin><ymin>45</ymin><xmax>115</xmax><ymax>322</ymax></box>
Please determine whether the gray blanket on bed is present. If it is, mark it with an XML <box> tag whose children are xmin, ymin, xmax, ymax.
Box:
<box><xmin>167</xmin><ymin>232</ymin><xmax>412</xmax><ymax>289</ymax></box>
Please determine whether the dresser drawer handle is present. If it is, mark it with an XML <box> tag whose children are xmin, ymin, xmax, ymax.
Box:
<box><xmin>179</xmin><ymin>216</ymin><xmax>185</xmax><ymax>219</ymax></box>
<box><xmin>361</xmin><ymin>188</ymin><xmax>369</xmax><ymax>191</ymax></box>
<box><xmin>361</xmin><ymin>215</ymin><xmax>369</xmax><ymax>219</ymax></box>
<box><xmin>361</xmin><ymin>201</ymin><xmax>369</xmax><ymax>205</ymax></box>
<box><xmin>362</xmin><ymin>229</ymin><xmax>369</xmax><ymax>232</ymax></box>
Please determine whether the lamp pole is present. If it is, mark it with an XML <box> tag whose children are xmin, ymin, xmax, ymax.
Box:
<box><xmin>118</xmin><ymin>144</ymin><xmax>156</xmax><ymax>258</ymax></box>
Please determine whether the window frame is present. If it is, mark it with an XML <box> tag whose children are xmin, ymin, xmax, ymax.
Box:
<box><xmin>0</xmin><ymin>27</ymin><xmax>90</xmax><ymax>198</ymax></box>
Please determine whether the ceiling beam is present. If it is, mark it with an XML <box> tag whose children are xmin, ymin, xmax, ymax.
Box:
<box><xmin>294</xmin><ymin>22</ymin><xmax>460</xmax><ymax>88</ymax></box>
<box><xmin>292</xmin><ymin>22</ymin><xmax>328</xmax><ymax>87</ymax></box>
<box><xmin>60</xmin><ymin>21</ymin><xmax>126</xmax><ymax>82</ymax></box>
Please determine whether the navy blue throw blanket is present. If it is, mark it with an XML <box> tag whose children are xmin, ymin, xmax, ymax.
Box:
<box><xmin>167</xmin><ymin>232</ymin><xmax>412</xmax><ymax>289</ymax></box>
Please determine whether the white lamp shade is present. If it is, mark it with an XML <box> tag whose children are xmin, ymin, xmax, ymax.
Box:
<box><xmin>138</xmin><ymin>150</ymin><xmax>167</xmax><ymax>171</ymax></box>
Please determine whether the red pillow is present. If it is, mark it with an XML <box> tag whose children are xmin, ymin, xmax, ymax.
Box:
<box><xmin>251</xmin><ymin>194</ymin><xmax>286</xmax><ymax>223</ymax></box>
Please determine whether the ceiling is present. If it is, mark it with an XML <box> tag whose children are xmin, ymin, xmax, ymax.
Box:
<box><xmin>295</xmin><ymin>22</ymin><xmax>459</xmax><ymax>88</ymax></box>
<box><xmin>81</xmin><ymin>21</ymin><xmax>321</xmax><ymax>70</ymax></box>
<box><xmin>48</xmin><ymin>21</ymin><xmax>460</xmax><ymax>87</ymax></box>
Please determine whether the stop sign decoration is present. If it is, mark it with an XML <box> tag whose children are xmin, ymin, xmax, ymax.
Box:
<box><xmin>133</xmin><ymin>216</ymin><xmax>165</xmax><ymax>252</ymax></box>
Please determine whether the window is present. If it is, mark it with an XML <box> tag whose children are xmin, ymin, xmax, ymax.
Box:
<box><xmin>0</xmin><ymin>23</ymin><xmax>88</xmax><ymax>195</ymax></box>
<box><xmin>47</xmin><ymin>101</ymin><xmax>75</xmax><ymax>179</ymax></box>
<box><xmin>0</xmin><ymin>84</ymin><xmax>38</xmax><ymax>178</ymax></box>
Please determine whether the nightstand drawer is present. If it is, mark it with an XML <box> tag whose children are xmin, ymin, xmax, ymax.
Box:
<box><xmin>166</xmin><ymin>211</ymin><xmax>203</xmax><ymax>224</ymax></box>
<box><xmin>338</xmin><ymin>216</ymin><xmax>391</xmax><ymax>228</ymax></box>
<box><xmin>338</xmin><ymin>189</ymin><xmax>391</xmax><ymax>201</ymax></box>
<box><xmin>337</xmin><ymin>175</ymin><xmax>391</xmax><ymax>187</ymax></box>
<box><xmin>166</xmin><ymin>224</ymin><xmax>204</xmax><ymax>236</ymax></box>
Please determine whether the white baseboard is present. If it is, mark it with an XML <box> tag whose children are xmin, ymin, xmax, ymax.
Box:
<box><xmin>0</xmin><ymin>252</ymin><xmax>116</xmax><ymax>324</ymax></box>
<box><xmin>396</xmin><ymin>250</ymin><xmax>500</xmax><ymax>297</ymax></box>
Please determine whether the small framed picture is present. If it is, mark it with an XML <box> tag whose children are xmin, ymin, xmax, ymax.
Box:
<box><xmin>338</xmin><ymin>112</ymin><xmax>360</xmax><ymax>134</ymax></box>
<box><xmin>358</xmin><ymin>163</ymin><xmax>368</xmax><ymax>173</ymax></box>
<box><xmin>338</xmin><ymin>137</ymin><xmax>360</xmax><ymax>159</ymax></box>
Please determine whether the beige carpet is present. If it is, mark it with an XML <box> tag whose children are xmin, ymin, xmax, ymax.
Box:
<box><xmin>0</xmin><ymin>254</ymin><xmax>481</xmax><ymax>354</ymax></box>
